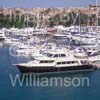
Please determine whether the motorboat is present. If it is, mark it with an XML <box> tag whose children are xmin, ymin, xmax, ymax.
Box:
<box><xmin>73</xmin><ymin>48</ymin><xmax>88</xmax><ymax>58</ymax></box>
<box><xmin>15</xmin><ymin>49</ymin><xmax>95</xmax><ymax>73</ymax></box>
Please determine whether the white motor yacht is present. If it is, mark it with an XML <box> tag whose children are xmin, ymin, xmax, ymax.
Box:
<box><xmin>15</xmin><ymin>49</ymin><xmax>95</xmax><ymax>73</ymax></box>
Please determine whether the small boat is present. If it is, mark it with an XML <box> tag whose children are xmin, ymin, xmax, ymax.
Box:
<box><xmin>73</xmin><ymin>48</ymin><xmax>88</xmax><ymax>58</ymax></box>
<box><xmin>16</xmin><ymin>43</ymin><xmax>37</xmax><ymax>56</ymax></box>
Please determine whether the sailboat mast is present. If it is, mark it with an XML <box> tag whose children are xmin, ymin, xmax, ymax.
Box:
<box><xmin>96</xmin><ymin>0</ymin><xmax>99</xmax><ymax>49</ymax></box>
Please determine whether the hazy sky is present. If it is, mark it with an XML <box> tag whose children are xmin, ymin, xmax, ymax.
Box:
<box><xmin>0</xmin><ymin>0</ymin><xmax>98</xmax><ymax>8</ymax></box>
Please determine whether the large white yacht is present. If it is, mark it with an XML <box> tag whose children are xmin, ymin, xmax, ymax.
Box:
<box><xmin>15</xmin><ymin>49</ymin><xmax>95</xmax><ymax>73</ymax></box>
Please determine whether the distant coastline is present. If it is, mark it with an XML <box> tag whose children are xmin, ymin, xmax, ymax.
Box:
<box><xmin>0</xmin><ymin>5</ymin><xmax>100</xmax><ymax>28</ymax></box>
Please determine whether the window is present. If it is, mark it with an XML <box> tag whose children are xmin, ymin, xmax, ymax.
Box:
<box><xmin>40</xmin><ymin>61</ymin><xmax>48</xmax><ymax>63</ymax></box>
<box><xmin>47</xmin><ymin>53</ymin><xmax>53</xmax><ymax>57</ymax></box>
<box><xmin>40</xmin><ymin>61</ymin><xmax>44</xmax><ymax>63</ymax></box>
<box><xmin>57</xmin><ymin>61</ymin><xmax>78</xmax><ymax>65</ymax></box>
<box><xmin>54</xmin><ymin>54</ymin><xmax>59</xmax><ymax>57</ymax></box>
<box><xmin>44</xmin><ymin>61</ymin><xmax>48</xmax><ymax>63</ymax></box>
<box><xmin>62</xmin><ymin>62</ymin><xmax>66</xmax><ymax>64</ymax></box>
<box><xmin>57</xmin><ymin>62</ymin><xmax>62</xmax><ymax>64</ymax></box>
<box><xmin>71</xmin><ymin>61</ymin><xmax>75</xmax><ymax>64</ymax></box>
<box><xmin>40</xmin><ymin>60</ymin><xmax>54</xmax><ymax>63</ymax></box>
<box><xmin>49</xmin><ymin>61</ymin><xmax>54</xmax><ymax>63</ymax></box>
<box><xmin>61</xmin><ymin>54</ymin><xmax>66</xmax><ymax>57</ymax></box>
<box><xmin>67</xmin><ymin>61</ymin><xmax>70</xmax><ymax>64</ymax></box>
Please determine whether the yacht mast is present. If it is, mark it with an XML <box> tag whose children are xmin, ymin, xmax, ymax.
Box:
<box><xmin>36</xmin><ymin>8</ymin><xmax>40</xmax><ymax>29</ymax></box>
<box><xmin>96</xmin><ymin>0</ymin><xmax>99</xmax><ymax>49</ymax></box>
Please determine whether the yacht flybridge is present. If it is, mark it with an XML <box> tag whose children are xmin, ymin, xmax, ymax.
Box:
<box><xmin>15</xmin><ymin>49</ymin><xmax>95</xmax><ymax>73</ymax></box>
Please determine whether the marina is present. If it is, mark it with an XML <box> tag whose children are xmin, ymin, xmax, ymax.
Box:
<box><xmin>0</xmin><ymin>0</ymin><xmax>100</xmax><ymax>100</ymax></box>
<box><xmin>0</xmin><ymin>25</ymin><xmax>100</xmax><ymax>73</ymax></box>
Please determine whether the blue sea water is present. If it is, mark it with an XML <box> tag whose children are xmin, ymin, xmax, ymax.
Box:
<box><xmin>0</xmin><ymin>44</ymin><xmax>100</xmax><ymax>100</ymax></box>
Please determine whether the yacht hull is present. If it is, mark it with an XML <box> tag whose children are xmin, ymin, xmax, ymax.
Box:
<box><xmin>16</xmin><ymin>65</ymin><xmax>95</xmax><ymax>73</ymax></box>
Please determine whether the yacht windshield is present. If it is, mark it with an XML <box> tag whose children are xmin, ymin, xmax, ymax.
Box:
<box><xmin>46</xmin><ymin>53</ymin><xmax>53</xmax><ymax>57</ymax></box>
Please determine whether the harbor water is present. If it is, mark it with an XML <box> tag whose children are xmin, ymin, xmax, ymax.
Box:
<box><xmin>0</xmin><ymin>44</ymin><xmax>100</xmax><ymax>100</ymax></box>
